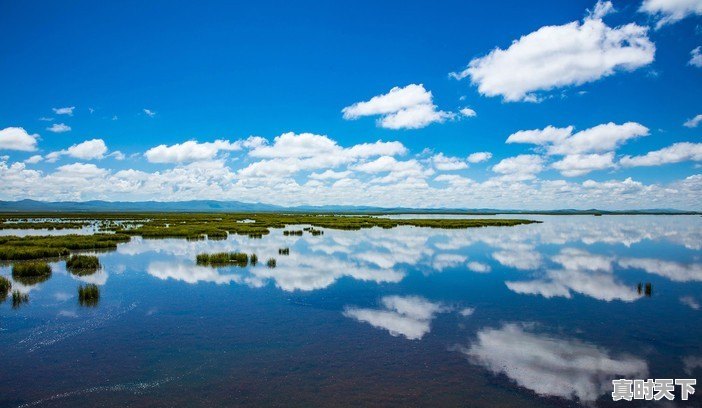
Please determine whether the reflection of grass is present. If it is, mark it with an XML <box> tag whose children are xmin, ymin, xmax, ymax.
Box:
<box><xmin>0</xmin><ymin>276</ymin><xmax>11</xmax><ymax>302</ymax></box>
<box><xmin>66</xmin><ymin>255</ymin><xmax>101</xmax><ymax>275</ymax></box>
<box><xmin>266</xmin><ymin>258</ymin><xmax>277</xmax><ymax>268</ymax></box>
<box><xmin>78</xmin><ymin>284</ymin><xmax>100</xmax><ymax>307</ymax></box>
<box><xmin>196</xmin><ymin>252</ymin><xmax>249</xmax><ymax>267</ymax></box>
<box><xmin>12</xmin><ymin>290</ymin><xmax>29</xmax><ymax>308</ymax></box>
<box><xmin>278</xmin><ymin>247</ymin><xmax>290</xmax><ymax>255</ymax></box>
<box><xmin>0</xmin><ymin>213</ymin><xmax>538</xmax><ymax>260</ymax></box>
<box><xmin>250</xmin><ymin>254</ymin><xmax>258</xmax><ymax>266</ymax></box>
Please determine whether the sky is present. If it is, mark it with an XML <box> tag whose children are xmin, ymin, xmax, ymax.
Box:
<box><xmin>1</xmin><ymin>0</ymin><xmax>701</xmax><ymax>209</ymax></box>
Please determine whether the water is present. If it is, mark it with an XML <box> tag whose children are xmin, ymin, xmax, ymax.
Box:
<box><xmin>1</xmin><ymin>216</ymin><xmax>700</xmax><ymax>407</ymax></box>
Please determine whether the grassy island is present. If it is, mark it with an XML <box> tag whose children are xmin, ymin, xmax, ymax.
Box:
<box><xmin>196</xmin><ymin>252</ymin><xmax>249</xmax><ymax>267</ymax></box>
<box><xmin>66</xmin><ymin>255</ymin><xmax>101</xmax><ymax>275</ymax></box>
<box><xmin>78</xmin><ymin>284</ymin><xmax>100</xmax><ymax>306</ymax></box>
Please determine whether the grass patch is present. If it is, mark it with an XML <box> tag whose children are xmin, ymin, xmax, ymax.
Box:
<box><xmin>66</xmin><ymin>255</ymin><xmax>101</xmax><ymax>275</ymax></box>
<box><xmin>250</xmin><ymin>253</ymin><xmax>258</xmax><ymax>266</ymax></box>
<box><xmin>12</xmin><ymin>261</ymin><xmax>52</xmax><ymax>285</ymax></box>
<box><xmin>283</xmin><ymin>230</ymin><xmax>303</xmax><ymax>236</ymax></box>
<box><xmin>0</xmin><ymin>233</ymin><xmax>130</xmax><ymax>261</ymax></box>
<box><xmin>78</xmin><ymin>284</ymin><xmax>100</xmax><ymax>307</ymax></box>
<box><xmin>278</xmin><ymin>247</ymin><xmax>290</xmax><ymax>255</ymax></box>
<box><xmin>196</xmin><ymin>252</ymin><xmax>249</xmax><ymax>267</ymax></box>
<box><xmin>266</xmin><ymin>258</ymin><xmax>277</xmax><ymax>268</ymax></box>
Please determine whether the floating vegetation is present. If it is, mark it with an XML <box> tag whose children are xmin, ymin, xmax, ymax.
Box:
<box><xmin>278</xmin><ymin>247</ymin><xmax>290</xmax><ymax>255</ymax></box>
<box><xmin>66</xmin><ymin>255</ymin><xmax>101</xmax><ymax>275</ymax></box>
<box><xmin>283</xmin><ymin>230</ymin><xmax>303</xmax><ymax>236</ymax></box>
<box><xmin>78</xmin><ymin>284</ymin><xmax>100</xmax><ymax>307</ymax></box>
<box><xmin>250</xmin><ymin>253</ymin><xmax>258</xmax><ymax>266</ymax></box>
<box><xmin>196</xmin><ymin>252</ymin><xmax>249</xmax><ymax>267</ymax></box>
<box><xmin>0</xmin><ymin>275</ymin><xmax>11</xmax><ymax>302</ymax></box>
<box><xmin>309</xmin><ymin>228</ymin><xmax>323</xmax><ymax>236</ymax></box>
<box><xmin>12</xmin><ymin>290</ymin><xmax>29</xmax><ymax>309</ymax></box>
<box><xmin>266</xmin><ymin>258</ymin><xmax>277</xmax><ymax>268</ymax></box>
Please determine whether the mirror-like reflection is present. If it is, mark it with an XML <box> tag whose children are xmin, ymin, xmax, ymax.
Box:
<box><xmin>1</xmin><ymin>215</ymin><xmax>701</xmax><ymax>407</ymax></box>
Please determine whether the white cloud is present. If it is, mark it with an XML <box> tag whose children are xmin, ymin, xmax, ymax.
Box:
<box><xmin>492</xmin><ymin>155</ymin><xmax>544</xmax><ymax>180</ymax></box>
<box><xmin>53</xmin><ymin>106</ymin><xmax>75</xmax><ymax>116</ymax></box>
<box><xmin>459</xmin><ymin>107</ymin><xmax>477</xmax><ymax>117</ymax></box>
<box><xmin>46</xmin><ymin>123</ymin><xmax>71</xmax><ymax>133</ymax></box>
<box><xmin>451</xmin><ymin>2</ymin><xmax>655</xmax><ymax>102</ymax></box>
<box><xmin>46</xmin><ymin>139</ymin><xmax>109</xmax><ymax>162</ymax></box>
<box><xmin>458</xmin><ymin>323</ymin><xmax>648</xmax><ymax>402</ymax></box>
<box><xmin>618</xmin><ymin>257</ymin><xmax>702</xmax><ymax>282</ymax></box>
<box><xmin>680</xmin><ymin>296</ymin><xmax>700</xmax><ymax>310</ymax></box>
<box><xmin>343</xmin><ymin>295</ymin><xmax>448</xmax><ymax>340</ymax></box>
<box><xmin>552</xmin><ymin>152</ymin><xmax>615</xmax><ymax>177</ymax></box>
<box><xmin>0</xmin><ymin>127</ymin><xmax>39</xmax><ymax>151</ymax></box>
<box><xmin>690</xmin><ymin>46</ymin><xmax>702</xmax><ymax>67</ymax></box>
<box><xmin>640</xmin><ymin>0</ymin><xmax>702</xmax><ymax>28</ymax></box>
<box><xmin>620</xmin><ymin>142</ymin><xmax>702</xmax><ymax>167</ymax></box>
<box><xmin>342</xmin><ymin>84</ymin><xmax>455</xmax><ymax>129</ymax></box>
<box><xmin>431</xmin><ymin>153</ymin><xmax>468</xmax><ymax>171</ymax></box>
<box><xmin>684</xmin><ymin>114</ymin><xmax>702</xmax><ymax>128</ymax></box>
<box><xmin>143</xmin><ymin>109</ymin><xmax>156</xmax><ymax>117</ymax></box>
<box><xmin>467</xmin><ymin>261</ymin><xmax>491</xmax><ymax>273</ymax></box>
<box><xmin>466</xmin><ymin>151</ymin><xmax>492</xmax><ymax>163</ymax></box>
<box><xmin>54</xmin><ymin>162</ymin><xmax>108</xmax><ymax>178</ymax></box>
<box><xmin>24</xmin><ymin>155</ymin><xmax>43</xmax><ymax>164</ymax></box>
<box><xmin>507</xmin><ymin>122</ymin><xmax>649</xmax><ymax>155</ymax></box>
<box><xmin>145</xmin><ymin>139</ymin><xmax>241</xmax><ymax>163</ymax></box>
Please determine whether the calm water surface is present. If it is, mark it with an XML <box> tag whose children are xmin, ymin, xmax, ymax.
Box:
<box><xmin>1</xmin><ymin>215</ymin><xmax>700</xmax><ymax>407</ymax></box>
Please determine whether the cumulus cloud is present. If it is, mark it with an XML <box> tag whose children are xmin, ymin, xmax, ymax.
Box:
<box><xmin>492</xmin><ymin>154</ymin><xmax>544</xmax><ymax>180</ymax></box>
<box><xmin>552</xmin><ymin>152</ymin><xmax>615</xmax><ymax>177</ymax></box>
<box><xmin>0</xmin><ymin>127</ymin><xmax>39</xmax><ymax>151</ymax></box>
<box><xmin>46</xmin><ymin>139</ymin><xmax>109</xmax><ymax>162</ymax></box>
<box><xmin>690</xmin><ymin>46</ymin><xmax>702</xmax><ymax>67</ymax></box>
<box><xmin>145</xmin><ymin>139</ymin><xmax>241</xmax><ymax>163</ymax></box>
<box><xmin>466</xmin><ymin>152</ymin><xmax>492</xmax><ymax>163</ymax></box>
<box><xmin>620</xmin><ymin>142</ymin><xmax>702</xmax><ymax>167</ymax></box>
<box><xmin>431</xmin><ymin>153</ymin><xmax>468</xmax><ymax>171</ymax></box>
<box><xmin>459</xmin><ymin>107</ymin><xmax>477</xmax><ymax>117</ymax></box>
<box><xmin>684</xmin><ymin>114</ymin><xmax>702</xmax><ymax>128</ymax></box>
<box><xmin>53</xmin><ymin>106</ymin><xmax>75</xmax><ymax>116</ymax></box>
<box><xmin>342</xmin><ymin>84</ymin><xmax>455</xmax><ymax>129</ymax></box>
<box><xmin>46</xmin><ymin>123</ymin><xmax>71</xmax><ymax>133</ymax></box>
<box><xmin>457</xmin><ymin>323</ymin><xmax>648</xmax><ymax>402</ymax></box>
<box><xmin>451</xmin><ymin>1</ymin><xmax>654</xmax><ymax>102</ymax></box>
<box><xmin>640</xmin><ymin>0</ymin><xmax>702</xmax><ymax>28</ymax></box>
<box><xmin>343</xmin><ymin>295</ymin><xmax>448</xmax><ymax>340</ymax></box>
<box><xmin>507</xmin><ymin>122</ymin><xmax>649</xmax><ymax>155</ymax></box>
<box><xmin>24</xmin><ymin>155</ymin><xmax>43</xmax><ymax>164</ymax></box>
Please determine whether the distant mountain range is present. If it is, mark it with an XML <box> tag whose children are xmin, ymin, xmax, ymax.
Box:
<box><xmin>0</xmin><ymin>199</ymin><xmax>698</xmax><ymax>215</ymax></box>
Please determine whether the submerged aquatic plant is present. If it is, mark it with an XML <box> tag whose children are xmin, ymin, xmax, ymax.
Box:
<box><xmin>12</xmin><ymin>290</ymin><xmax>28</xmax><ymax>309</ymax></box>
<box><xmin>196</xmin><ymin>252</ymin><xmax>249</xmax><ymax>267</ymax></box>
<box><xmin>78</xmin><ymin>284</ymin><xmax>100</xmax><ymax>307</ymax></box>
<box><xmin>266</xmin><ymin>258</ymin><xmax>277</xmax><ymax>268</ymax></box>
<box><xmin>66</xmin><ymin>255</ymin><xmax>101</xmax><ymax>275</ymax></box>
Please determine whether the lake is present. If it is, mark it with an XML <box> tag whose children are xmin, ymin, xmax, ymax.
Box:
<box><xmin>1</xmin><ymin>215</ymin><xmax>700</xmax><ymax>407</ymax></box>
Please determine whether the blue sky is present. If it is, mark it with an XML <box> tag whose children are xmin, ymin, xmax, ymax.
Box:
<box><xmin>1</xmin><ymin>0</ymin><xmax>701</xmax><ymax>209</ymax></box>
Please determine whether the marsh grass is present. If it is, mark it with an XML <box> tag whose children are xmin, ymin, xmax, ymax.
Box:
<box><xmin>196</xmin><ymin>252</ymin><xmax>249</xmax><ymax>267</ymax></box>
<box><xmin>66</xmin><ymin>255</ymin><xmax>101</xmax><ymax>275</ymax></box>
<box><xmin>0</xmin><ymin>233</ymin><xmax>130</xmax><ymax>261</ymax></box>
<box><xmin>78</xmin><ymin>284</ymin><xmax>100</xmax><ymax>307</ymax></box>
<box><xmin>283</xmin><ymin>230</ymin><xmax>303</xmax><ymax>236</ymax></box>
<box><xmin>278</xmin><ymin>247</ymin><xmax>290</xmax><ymax>255</ymax></box>
<box><xmin>12</xmin><ymin>290</ymin><xmax>28</xmax><ymax>308</ymax></box>
<box><xmin>250</xmin><ymin>254</ymin><xmax>258</xmax><ymax>266</ymax></box>
<box><xmin>12</xmin><ymin>261</ymin><xmax>52</xmax><ymax>285</ymax></box>
<box><xmin>266</xmin><ymin>258</ymin><xmax>277</xmax><ymax>268</ymax></box>
<box><xmin>0</xmin><ymin>276</ymin><xmax>11</xmax><ymax>302</ymax></box>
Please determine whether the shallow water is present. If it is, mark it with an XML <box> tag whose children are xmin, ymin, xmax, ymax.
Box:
<box><xmin>1</xmin><ymin>215</ymin><xmax>700</xmax><ymax>407</ymax></box>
